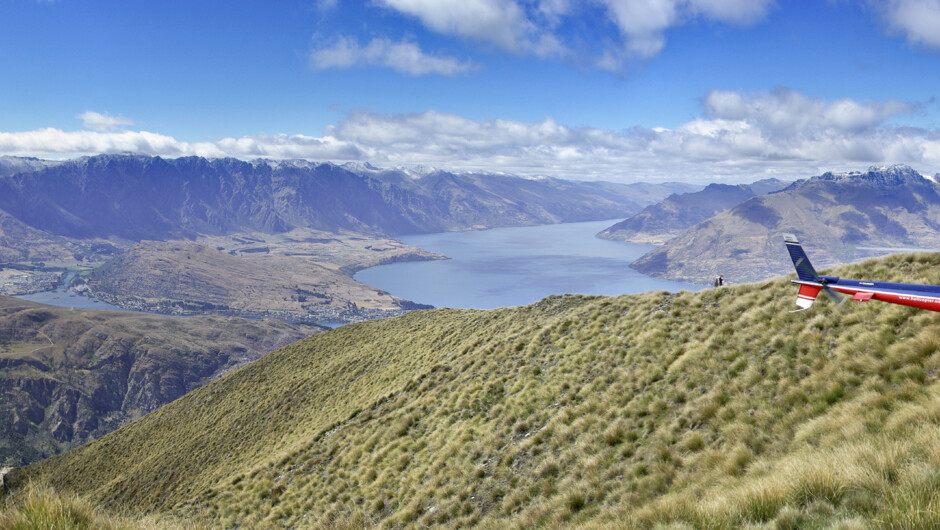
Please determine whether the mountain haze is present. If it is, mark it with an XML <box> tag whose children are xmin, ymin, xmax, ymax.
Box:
<box><xmin>10</xmin><ymin>253</ymin><xmax>940</xmax><ymax>527</ymax></box>
<box><xmin>0</xmin><ymin>154</ymin><xmax>653</xmax><ymax>242</ymax></box>
<box><xmin>632</xmin><ymin>165</ymin><xmax>940</xmax><ymax>284</ymax></box>
<box><xmin>597</xmin><ymin>179</ymin><xmax>788</xmax><ymax>244</ymax></box>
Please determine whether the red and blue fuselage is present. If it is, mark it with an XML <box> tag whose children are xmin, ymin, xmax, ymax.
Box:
<box><xmin>785</xmin><ymin>234</ymin><xmax>940</xmax><ymax>312</ymax></box>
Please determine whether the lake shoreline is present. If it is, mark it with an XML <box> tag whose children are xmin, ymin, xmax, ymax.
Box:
<box><xmin>355</xmin><ymin>219</ymin><xmax>703</xmax><ymax>310</ymax></box>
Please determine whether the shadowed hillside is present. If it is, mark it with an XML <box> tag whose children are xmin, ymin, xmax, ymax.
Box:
<box><xmin>0</xmin><ymin>155</ymin><xmax>651</xmax><ymax>241</ymax></box>
<box><xmin>0</xmin><ymin>296</ymin><xmax>318</xmax><ymax>467</ymax></box>
<box><xmin>8</xmin><ymin>252</ymin><xmax>940</xmax><ymax>527</ymax></box>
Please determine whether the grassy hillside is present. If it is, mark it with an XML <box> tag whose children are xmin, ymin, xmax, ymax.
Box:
<box><xmin>9</xmin><ymin>252</ymin><xmax>940</xmax><ymax>527</ymax></box>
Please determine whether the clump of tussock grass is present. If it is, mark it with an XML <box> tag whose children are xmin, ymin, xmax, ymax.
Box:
<box><xmin>0</xmin><ymin>482</ymin><xmax>192</xmax><ymax>530</ymax></box>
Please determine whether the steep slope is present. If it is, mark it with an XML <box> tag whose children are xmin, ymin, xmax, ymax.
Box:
<box><xmin>632</xmin><ymin>165</ymin><xmax>940</xmax><ymax>284</ymax></box>
<box><xmin>598</xmin><ymin>183</ymin><xmax>760</xmax><ymax>244</ymax></box>
<box><xmin>0</xmin><ymin>155</ymin><xmax>648</xmax><ymax>241</ymax></box>
<box><xmin>10</xmin><ymin>252</ymin><xmax>940</xmax><ymax>528</ymax></box>
<box><xmin>84</xmin><ymin>240</ymin><xmax>430</xmax><ymax>322</ymax></box>
<box><xmin>0</xmin><ymin>296</ymin><xmax>318</xmax><ymax>467</ymax></box>
<box><xmin>0</xmin><ymin>210</ymin><xmax>122</xmax><ymax>267</ymax></box>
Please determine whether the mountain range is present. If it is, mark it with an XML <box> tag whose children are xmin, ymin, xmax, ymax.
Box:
<box><xmin>0</xmin><ymin>154</ymin><xmax>687</xmax><ymax>244</ymax></box>
<box><xmin>631</xmin><ymin>165</ymin><xmax>940</xmax><ymax>284</ymax></box>
<box><xmin>8</xmin><ymin>252</ymin><xmax>940</xmax><ymax>527</ymax></box>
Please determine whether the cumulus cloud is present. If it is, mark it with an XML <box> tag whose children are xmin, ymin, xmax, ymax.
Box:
<box><xmin>878</xmin><ymin>0</ymin><xmax>940</xmax><ymax>49</ymax></box>
<box><xmin>374</xmin><ymin>0</ymin><xmax>773</xmax><ymax>68</ymax></box>
<box><xmin>4</xmin><ymin>89</ymin><xmax>939</xmax><ymax>183</ymax></box>
<box><xmin>77</xmin><ymin>111</ymin><xmax>134</xmax><ymax>132</ymax></box>
<box><xmin>377</xmin><ymin>0</ymin><xmax>537</xmax><ymax>54</ymax></box>
<box><xmin>703</xmin><ymin>89</ymin><xmax>916</xmax><ymax>135</ymax></box>
<box><xmin>310</xmin><ymin>35</ymin><xmax>477</xmax><ymax>75</ymax></box>
<box><xmin>592</xmin><ymin>0</ymin><xmax>775</xmax><ymax>64</ymax></box>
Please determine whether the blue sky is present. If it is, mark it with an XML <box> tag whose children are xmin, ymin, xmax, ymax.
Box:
<box><xmin>2</xmin><ymin>0</ymin><xmax>940</xmax><ymax>183</ymax></box>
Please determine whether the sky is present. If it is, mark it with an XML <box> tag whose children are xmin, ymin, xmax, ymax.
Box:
<box><xmin>2</xmin><ymin>0</ymin><xmax>940</xmax><ymax>183</ymax></box>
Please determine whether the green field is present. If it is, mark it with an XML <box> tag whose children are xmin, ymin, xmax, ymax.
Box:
<box><xmin>6</xmin><ymin>252</ymin><xmax>940</xmax><ymax>528</ymax></box>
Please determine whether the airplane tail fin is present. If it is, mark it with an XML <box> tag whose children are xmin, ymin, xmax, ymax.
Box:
<box><xmin>784</xmin><ymin>233</ymin><xmax>819</xmax><ymax>282</ymax></box>
<box><xmin>784</xmin><ymin>234</ymin><xmax>822</xmax><ymax>311</ymax></box>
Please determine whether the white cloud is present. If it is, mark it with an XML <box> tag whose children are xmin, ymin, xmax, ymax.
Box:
<box><xmin>4</xmin><ymin>89</ymin><xmax>939</xmax><ymax>183</ymax></box>
<box><xmin>312</xmin><ymin>0</ymin><xmax>773</xmax><ymax>74</ymax></box>
<box><xmin>378</xmin><ymin>0</ymin><xmax>533</xmax><ymax>53</ymax></box>
<box><xmin>595</xmin><ymin>0</ymin><xmax>678</xmax><ymax>58</ymax></box>
<box><xmin>376</xmin><ymin>0</ymin><xmax>773</xmax><ymax>67</ymax></box>
<box><xmin>310</xmin><ymin>35</ymin><xmax>477</xmax><ymax>75</ymax></box>
<box><xmin>592</xmin><ymin>0</ymin><xmax>775</xmax><ymax>65</ymax></box>
<box><xmin>703</xmin><ymin>89</ymin><xmax>917</xmax><ymax>135</ymax></box>
<box><xmin>77</xmin><ymin>111</ymin><xmax>134</xmax><ymax>132</ymax></box>
<box><xmin>878</xmin><ymin>0</ymin><xmax>940</xmax><ymax>49</ymax></box>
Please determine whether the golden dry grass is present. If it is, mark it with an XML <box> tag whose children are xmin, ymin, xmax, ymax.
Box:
<box><xmin>10</xmin><ymin>252</ymin><xmax>940</xmax><ymax>528</ymax></box>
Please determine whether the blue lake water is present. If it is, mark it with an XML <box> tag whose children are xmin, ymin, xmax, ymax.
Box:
<box><xmin>15</xmin><ymin>273</ymin><xmax>127</xmax><ymax>311</ymax></box>
<box><xmin>355</xmin><ymin>220</ymin><xmax>704</xmax><ymax>310</ymax></box>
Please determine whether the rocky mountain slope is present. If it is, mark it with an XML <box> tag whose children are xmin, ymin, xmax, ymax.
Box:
<box><xmin>0</xmin><ymin>210</ymin><xmax>121</xmax><ymax>267</ymax></box>
<box><xmin>0</xmin><ymin>296</ymin><xmax>318</xmax><ymax>467</ymax></box>
<box><xmin>9</xmin><ymin>252</ymin><xmax>940</xmax><ymax>527</ymax></box>
<box><xmin>0</xmin><ymin>154</ymin><xmax>656</xmax><ymax>242</ymax></box>
<box><xmin>598</xmin><ymin>180</ymin><xmax>786</xmax><ymax>244</ymax></box>
<box><xmin>632</xmin><ymin>165</ymin><xmax>940</xmax><ymax>284</ymax></box>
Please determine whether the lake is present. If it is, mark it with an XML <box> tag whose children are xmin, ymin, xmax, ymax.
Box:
<box><xmin>355</xmin><ymin>220</ymin><xmax>704</xmax><ymax>310</ymax></box>
<box><xmin>15</xmin><ymin>273</ymin><xmax>127</xmax><ymax>311</ymax></box>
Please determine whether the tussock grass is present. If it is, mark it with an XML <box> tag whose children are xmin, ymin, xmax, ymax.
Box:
<box><xmin>11</xmin><ymin>252</ymin><xmax>940</xmax><ymax>527</ymax></box>
<box><xmin>0</xmin><ymin>483</ymin><xmax>134</xmax><ymax>529</ymax></box>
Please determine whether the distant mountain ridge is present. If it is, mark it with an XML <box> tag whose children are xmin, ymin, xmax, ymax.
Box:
<box><xmin>0</xmin><ymin>156</ymin><xmax>59</xmax><ymax>177</ymax></box>
<box><xmin>632</xmin><ymin>165</ymin><xmax>940</xmax><ymax>283</ymax></box>
<box><xmin>597</xmin><ymin>178</ymin><xmax>788</xmax><ymax>244</ymax></box>
<box><xmin>0</xmin><ymin>154</ymin><xmax>681</xmax><ymax>242</ymax></box>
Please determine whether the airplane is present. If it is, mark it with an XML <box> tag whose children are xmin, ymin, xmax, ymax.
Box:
<box><xmin>785</xmin><ymin>233</ymin><xmax>940</xmax><ymax>313</ymax></box>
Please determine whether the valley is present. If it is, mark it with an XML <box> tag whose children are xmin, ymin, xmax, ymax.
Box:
<box><xmin>0</xmin><ymin>154</ymin><xmax>684</xmax><ymax>323</ymax></box>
